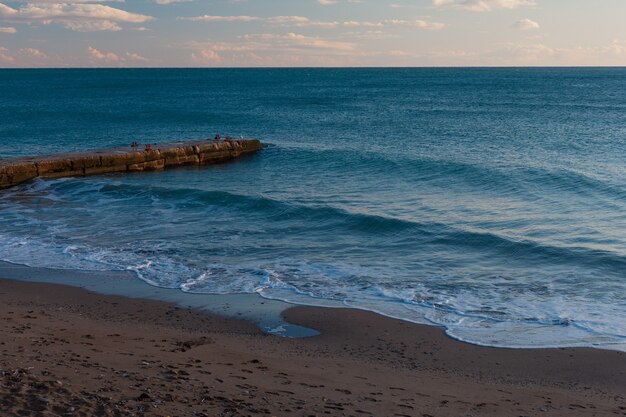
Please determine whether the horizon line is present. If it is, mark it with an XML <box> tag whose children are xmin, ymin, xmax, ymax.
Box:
<box><xmin>1</xmin><ymin>65</ymin><xmax>626</xmax><ymax>70</ymax></box>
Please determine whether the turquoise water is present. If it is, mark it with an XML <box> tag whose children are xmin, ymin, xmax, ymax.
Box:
<box><xmin>0</xmin><ymin>68</ymin><xmax>625</xmax><ymax>349</ymax></box>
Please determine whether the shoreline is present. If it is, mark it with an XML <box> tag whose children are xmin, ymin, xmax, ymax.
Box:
<box><xmin>2</xmin><ymin>259</ymin><xmax>625</xmax><ymax>352</ymax></box>
<box><xmin>1</xmin><ymin>277</ymin><xmax>625</xmax><ymax>416</ymax></box>
<box><xmin>0</xmin><ymin>260</ymin><xmax>320</xmax><ymax>339</ymax></box>
<box><xmin>2</xmin><ymin>260</ymin><xmax>624</xmax><ymax>353</ymax></box>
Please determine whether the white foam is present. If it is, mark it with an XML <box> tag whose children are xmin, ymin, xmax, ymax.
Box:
<box><xmin>0</xmin><ymin>231</ymin><xmax>624</xmax><ymax>351</ymax></box>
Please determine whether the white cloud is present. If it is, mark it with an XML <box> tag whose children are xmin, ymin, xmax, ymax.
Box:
<box><xmin>244</xmin><ymin>32</ymin><xmax>356</xmax><ymax>51</ymax></box>
<box><xmin>433</xmin><ymin>0</ymin><xmax>536</xmax><ymax>12</ymax></box>
<box><xmin>183</xmin><ymin>32</ymin><xmax>365</xmax><ymax>67</ymax></box>
<box><xmin>180</xmin><ymin>15</ymin><xmax>445</xmax><ymax>30</ymax></box>
<box><xmin>155</xmin><ymin>0</ymin><xmax>193</xmax><ymax>4</ymax></box>
<box><xmin>267</xmin><ymin>16</ymin><xmax>311</xmax><ymax>24</ymax></box>
<box><xmin>0</xmin><ymin>2</ymin><xmax>153</xmax><ymax>31</ymax></box>
<box><xmin>19</xmin><ymin>47</ymin><xmax>47</xmax><ymax>59</ymax></box>
<box><xmin>88</xmin><ymin>46</ymin><xmax>121</xmax><ymax>63</ymax></box>
<box><xmin>0</xmin><ymin>3</ymin><xmax>16</xmax><ymax>16</ymax></box>
<box><xmin>385</xmin><ymin>19</ymin><xmax>446</xmax><ymax>30</ymax></box>
<box><xmin>514</xmin><ymin>18</ymin><xmax>539</xmax><ymax>30</ymax></box>
<box><xmin>126</xmin><ymin>52</ymin><xmax>148</xmax><ymax>62</ymax></box>
<box><xmin>181</xmin><ymin>15</ymin><xmax>259</xmax><ymax>22</ymax></box>
<box><xmin>606</xmin><ymin>39</ymin><xmax>626</xmax><ymax>56</ymax></box>
<box><xmin>0</xmin><ymin>46</ymin><xmax>14</xmax><ymax>62</ymax></box>
<box><xmin>64</xmin><ymin>20</ymin><xmax>122</xmax><ymax>31</ymax></box>
<box><xmin>317</xmin><ymin>0</ymin><xmax>363</xmax><ymax>4</ymax></box>
<box><xmin>0</xmin><ymin>45</ymin><xmax>52</xmax><ymax>66</ymax></box>
<box><xmin>341</xmin><ymin>30</ymin><xmax>392</xmax><ymax>40</ymax></box>
<box><xmin>287</xmin><ymin>32</ymin><xmax>355</xmax><ymax>50</ymax></box>
<box><xmin>502</xmin><ymin>42</ymin><xmax>554</xmax><ymax>61</ymax></box>
<box><xmin>427</xmin><ymin>40</ymin><xmax>626</xmax><ymax>66</ymax></box>
<box><xmin>191</xmin><ymin>49</ymin><xmax>221</xmax><ymax>63</ymax></box>
<box><xmin>87</xmin><ymin>47</ymin><xmax>148</xmax><ymax>65</ymax></box>
<box><xmin>289</xmin><ymin>17</ymin><xmax>445</xmax><ymax>30</ymax></box>
<box><xmin>499</xmin><ymin>41</ymin><xmax>624</xmax><ymax>63</ymax></box>
<box><xmin>9</xmin><ymin>0</ymin><xmax>125</xmax><ymax>2</ymax></box>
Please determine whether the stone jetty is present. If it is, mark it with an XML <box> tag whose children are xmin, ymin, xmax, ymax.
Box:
<box><xmin>0</xmin><ymin>139</ymin><xmax>262</xmax><ymax>190</ymax></box>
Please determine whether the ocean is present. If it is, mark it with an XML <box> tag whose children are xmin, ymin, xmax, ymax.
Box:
<box><xmin>0</xmin><ymin>68</ymin><xmax>624</xmax><ymax>349</ymax></box>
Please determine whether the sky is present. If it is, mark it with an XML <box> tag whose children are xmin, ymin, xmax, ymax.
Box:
<box><xmin>0</xmin><ymin>0</ymin><xmax>625</xmax><ymax>67</ymax></box>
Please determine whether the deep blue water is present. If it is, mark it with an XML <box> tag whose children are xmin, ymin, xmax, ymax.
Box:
<box><xmin>1</xmin><ymin>68</ymin><xmax>625</xmax><ymax>349</ymax></box>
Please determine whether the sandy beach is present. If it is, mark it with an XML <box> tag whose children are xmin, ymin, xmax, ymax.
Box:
<box><xmin>0</xmin><ymin>278</ymin><xmax>624</xmax><ymax>417</ymax></box>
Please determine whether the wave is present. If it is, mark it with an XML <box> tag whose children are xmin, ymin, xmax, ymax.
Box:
<box><xmin>11</xmin><ymin>177</ymin><xmax>625</xmax><ymax>279</ymax></box>
<box><xmin>8</xmin><ymin>141</ymin><xmax>625</xmax><ymax>210</ymax></box>
<box><xmin>130</xmin><ymin>186</ymin><xmax>626</xmax><ymax>271</ymax></box>
<box><xmin>1</xmin><ymin>196</ymin><xmax>624</xmax><ymax>350</ymax></box>
<box><xmin>267</xmin><ymin>144</ymin><xmax>626</xmax><ymax>204</ymax></box>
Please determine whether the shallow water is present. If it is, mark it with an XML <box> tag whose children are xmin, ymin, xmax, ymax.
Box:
<box><xmin>1</xmin><ymin>68</ymin><xmax>625</xmax><ymax>349</ymax></box>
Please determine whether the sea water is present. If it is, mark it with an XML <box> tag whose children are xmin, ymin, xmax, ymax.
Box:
<box><xmin>0</xmin><ymin>68</ymin><xmax>624</xmax><ymax>349</ymax></box>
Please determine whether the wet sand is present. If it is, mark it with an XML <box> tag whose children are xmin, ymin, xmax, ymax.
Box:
<box><xmin>1</xmin><ymin>278</ymin><xmax>624</xmax><ymax>416</ymax></box>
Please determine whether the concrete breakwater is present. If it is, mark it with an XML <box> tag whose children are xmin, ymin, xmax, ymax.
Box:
<box><xmin>0</xmin><ymin>139</ymin><xmax>262</xmax><ymax>190</ymax></box>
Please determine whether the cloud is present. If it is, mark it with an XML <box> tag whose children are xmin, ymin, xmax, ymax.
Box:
<box><xmin>427</xmin><ymin>40</ymin><xmax>626</xmax><ymax>66</ymax></box>
<box><xmin>0</xmin><ymin>45</ymin><xmax>52</xmax><ymax>66</ymax></box>
<box><xmin>191</xmin><ymin>49</ymin><xmax>221</xmax><ymax>63</ymax></box>
<box><xmin>502</xmin><ymin>42</ymin><xmax>554</xmax><ymax>61</ymax></box>
<box><xmin>0</xmin><ymin>2</ymin><xmax>153</xmax><ymax>31</ymax></box>
<box><xmin>19</xmin><ymin>47</ymin><xmax>47</xmax><ymax>59</ymax></box>
<box><xmin>181</xmin><ymin>15</ymin><xmax>259</xmax><ymax>22</ymax></box>
<box><xmin>297</xmin><ymin>17</ymin><xmax>444</xmax><ymax>30</ymax></box>
<box><xmin>9</xmin><ymin>0</ymin><xmax>125</xmax><ymax>2</ymax></box>
<box><xmin>341</xmin><ymin>30</ymin><xmax>392</xmax><ymax>40</ymax></box>
<box><xmin>286</xmin><ymin>32</ymin><xmax>355</xmax><ymax>50</ymax></box>
<box><xmin>0</xmin><ymin>46</ymin><xmax>14</xmax><ymax>63</ymax></box>
<box><xmin>64</xmin><ymin>20</ymin><xmax>122</xmax><ymax>31</ymax></box>
<box><xmin>0</xmin><ymin>26</ymin><xmax>16</xmax><ymax>33</ymax></box>
<box><xmin>155</xmin><ymin>0</ymin><xmax>193</xmax><ymax>4</ymax></box>
<box><xmin>317</xmin><ymin>0</ymin><xmax>363</xmax><ymax>4</ymax></box>
<box><xmin>88</xmin><ymin>47</ymin><xmax>148</xmax><ymax>65</ymax></box>
<box><xmin>125</xmin><ymin>52</ymin><xmax>148</xmax><ymax>62</ymax></box>
<box><xmin>606</xmin><ymin>39</ymin><xmax>626</xmax><ymax>56</ymax></box>
<box><xmin>385</xmin><ymin>19</ymin><xmax>446</xmax><ymax>30</ymax></box>
<box><xmin>433</xmin><ymin>0</ymin><xmax>536</xmax><ymax>12</ymax></box>
<box><xmin>244</xmin><ymin>32</ymin><xmax>356</xmax><ymax>51</ymax></box>
<box><xmin>180</xmin><ymin>15</ymin><xmax>445</xmax><ymax>30</ymax></box>
<box><xmin>88</xmin><ymin>46</ymin><xmax>121</xmax><ymax>63</ymax></box>
<box><xmin>267</xmin><ymin>16</ymin><xmax>311</xmax><ymax>25</ymax></box>
<box><xmin>514</xmin><ymin>18</ymin><xmax>539</xmax><ymax>30</ymax></box>
<box><xmin>183</xmin><ymin>32</ymin><xmax>366</xmax><ymax>67</ymax></box>
<box><xmin>19</xmin><ymin>48</ymin><xmax>48</xmax><ymax>58</ymax></box>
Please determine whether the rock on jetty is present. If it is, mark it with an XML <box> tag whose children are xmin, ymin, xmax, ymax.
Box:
<box><xmin>0</xmin><ymin>139</ymin><xmax>262</xmax><ymax>190</ymax></box>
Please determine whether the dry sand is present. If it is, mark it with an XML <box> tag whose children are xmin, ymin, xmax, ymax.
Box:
<box><xmin>0</xmin><ymin>278</ymin><xmax>624</xmax><ymax>416</ymax></box>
